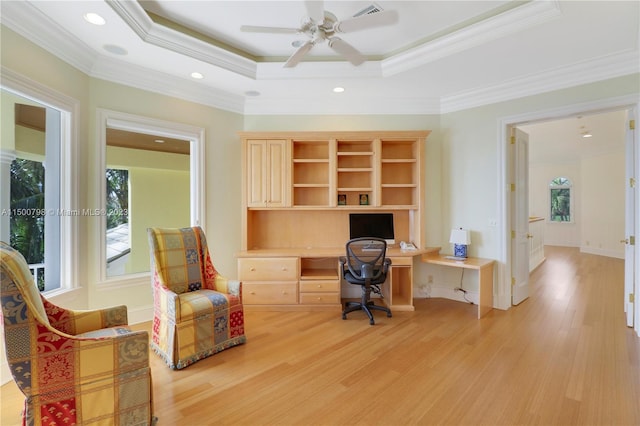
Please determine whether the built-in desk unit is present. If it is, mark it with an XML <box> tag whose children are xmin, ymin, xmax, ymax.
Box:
<box><xmin>237</xmin><ymin>131</ymin><xmax>430</xmax><ymax>311</ymax></box>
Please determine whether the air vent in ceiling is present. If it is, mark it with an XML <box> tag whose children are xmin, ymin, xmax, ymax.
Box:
<box><xmin>353</xmin><ymin>3</ymin><xmax>384</xmax><ymax>17</ymax></box>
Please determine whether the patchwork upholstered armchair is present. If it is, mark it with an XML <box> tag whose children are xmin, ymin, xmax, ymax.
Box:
<box><xmin>0</xmin><ymin>242</ymin><xmax>154</xmax><ymax>425</ymax></box>
<box><xmin>147</xmin><ymin>226</ymin><xmax>246</xmax><ymax>369</ymax></box>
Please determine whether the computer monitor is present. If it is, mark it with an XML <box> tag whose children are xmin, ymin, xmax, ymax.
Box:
<box><xmin>349</xmin><ymin>213</ymin><xmax>395</xmax><ymax>245</ymax></box>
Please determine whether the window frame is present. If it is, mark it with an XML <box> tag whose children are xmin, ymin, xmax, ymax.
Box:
<box><xmin>549</xmin><ymin>176</ymin><xmax>573</xmax><ymax>223</ymax></box>
<box><xmin>96</xmin><ymin>108</ymin><xmax>205</xmax><ymax>285</ymax></box>
<box><xmin>1</xmin><ymin>67</ymin><xmax>80</xmax><ymax>295</ymax></box>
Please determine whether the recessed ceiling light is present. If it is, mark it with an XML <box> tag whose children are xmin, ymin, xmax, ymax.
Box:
<box><xmin>191</xmin><ymin>72</ymin><xmax>204</xmax><ymax>79</ymax></box>
<box><xmin>333</xmin><ymin>87</ymin><xmax>345</xmax><ymax>93</ymax></box>
<box><xmin>84</xmin><ymin>12</ymin><xmax>106</xmax><ymax>26</ymax></box>
<box><xmin>245</xmin><ymin>90</ymin><xmax>261</xmax><ymax>97</ymax></box>
<box><xmin>103</xmin><ymin>44</ymin><xmax>127</xmax><ymax>56</ymax></box>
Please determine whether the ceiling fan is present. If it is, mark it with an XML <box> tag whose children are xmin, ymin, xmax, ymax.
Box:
<box><xmin>240</xmin><ymin>1</ymin><xmax>398</xmax><ymax>68</ymax></box>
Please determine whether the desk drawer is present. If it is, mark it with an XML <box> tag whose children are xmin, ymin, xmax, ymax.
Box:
<box><xmin>299</xmin><ymin>292</ymin><xmax>341</xmax><ymax>305</ymax></box>
<box><xmin>243</xmin><ymin>282</ymin><xmax>297</xmax><ymax>305</ymax></box>
<box><xmin>238</xmin><ymin>257</ymin><xmax>298</xmax><ymax>281</ymax></box>
<box><xmin>389</xmin><ymin>256</ymin><xmax>413</xmax><ymax>266</ymax></box>
<box><xmin>299</xmin><ymin>280</ymin><xmax>340</xmax><ymax>293</ymax></box>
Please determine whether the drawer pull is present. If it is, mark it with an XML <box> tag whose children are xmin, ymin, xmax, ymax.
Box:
<box><xmin>281</xmin><ymin>267</ymin><xmax>287</xmax><ymax>271</ymax></box>
<box><xmin>250</xmin><ymin>267</ymin><xmax>256</xmax><ymax>272</ymax></box>
<box><xmin>250</xmin><ymin>291</ymin><xmax>256</xmax><ymax>295</ymax></box>
<box><xmin>317</xmin><ymin>284</ymin><xmax>322</xmax><ymax>288</ymax></box>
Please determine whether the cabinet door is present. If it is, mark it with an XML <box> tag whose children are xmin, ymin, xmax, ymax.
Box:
<box><xmin>247</xmin><ymin>140</ymin><xmax>267</xmax><ymax>207</ymax></box>
<box><xmin>266</xmin><ymin>140</ymin><xmax>287</xmax><ymax>207</ymax></box>
<box><xmin>246</xmin><ymin>140</ymin><xmax>288</xmax><ymax>207</ymax></box>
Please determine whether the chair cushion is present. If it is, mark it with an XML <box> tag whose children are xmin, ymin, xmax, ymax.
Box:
<box><xmin>178</xmin><ymin>289</ymin><xmax>241</xmax><ymax>322</ymax></box>
<box><xmin>76</xmin><ymin>326</ymin><xmax>133</xmax><ymax>338</ymax></box>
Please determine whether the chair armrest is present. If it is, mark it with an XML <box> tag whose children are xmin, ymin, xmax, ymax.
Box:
<box><xmin>215</xmin><ymin>275</ymin><xmax>242</xmax><ymax>298</ymax></box>
<box><xmin>43</xmin><ymin>297</ymin><xmax>129</xmax><ymax>335</ymax></box>
<box><xmin>383</xmin><ymin>258</ymin><xmax>392</xmax><ymax>273</ymax></box>
<box><xmin>153</xmin><ymin>279</ymin><xmax>180</xmax><ymax>319</ymax></box>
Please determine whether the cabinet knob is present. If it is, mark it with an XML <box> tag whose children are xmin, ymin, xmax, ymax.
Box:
<box><xmin>317</xmin><ymin>284</ymin><xmax>322</xmax><ymax>288</ymax></box>
<box><xmin>282</xmin><ymin>291</ymin><xmax>287</xmax><ymax>295</ymax></box>
<box><xmin>317</xmin><ymin>297</ymin><xmax>322</xmax><ymax>301</ymax></box>
<box><xmin>250</xmin><ymin>291</ymin><xmax>256</xmax><ymax>295</ymax></box>
<box><xmin>250</xmin><ymin>267</ymin><xmax>256</xmax><ymax>271</ymax></box>
<box><xmin>281</xmin><ymin>267</ymin><xmax>287</xmax><ymax>271</ymax></box>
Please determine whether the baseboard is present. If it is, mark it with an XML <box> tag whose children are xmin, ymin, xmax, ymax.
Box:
<box><xmin>580</xmin><ymin>246</ymin><xmax>624</xmax><ymax>259</ymax></box>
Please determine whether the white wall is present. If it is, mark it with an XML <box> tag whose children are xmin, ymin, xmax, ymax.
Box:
<box><xmin>525</xmin><ymin>109</ymin><xmax>627</xmax><ymax>257</ymax></box>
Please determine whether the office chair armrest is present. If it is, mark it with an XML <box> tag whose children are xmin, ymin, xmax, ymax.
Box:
<box><xmin>383</xmin><ymin>258</ymin><xmax>392</xmax><ymax>273</ymax></box>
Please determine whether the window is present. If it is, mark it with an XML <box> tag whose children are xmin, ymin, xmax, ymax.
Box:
<box><xmin>9</xmin><ymin>158</ymin><xmax>46</xmax><ymax>290</ymax></box>
<box><xmin>1</xmin><ymin>71</ymin><xmax>78</xmax><ymax>293</ymax></box>
<box><xmin>98</xmin><ymin>109</ymin><xmax>205</xmax><ymax>283</ymax></box>
<box><xmin>105</xmin><ymin>168</ymin><xmax>129</xmax><ymax>277</ymax></box>
<box><xmin>550</xmin><ymin>177</ymin><xmax>572</xmax><ymax>222</ymax></box>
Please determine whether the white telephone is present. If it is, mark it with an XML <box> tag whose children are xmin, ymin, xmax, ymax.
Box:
<box><xmin>400</xmin><ymin>241</ymin><xmax>417</xmax><ymax>251</ymax></box>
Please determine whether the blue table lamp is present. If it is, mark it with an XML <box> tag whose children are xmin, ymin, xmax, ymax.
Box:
<box><xmin>450</xmin><ymin>228</ymin><xmax>471</xmax><ymax>258</ymax></box>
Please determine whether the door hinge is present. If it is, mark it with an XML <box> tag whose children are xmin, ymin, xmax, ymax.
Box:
<box><xmin>511</xmin><ymin>183</ymin><xmax>515</xmax><ymax>192</ymax></box>
<box><xmin>511</xmin><ymin>277</ymin><xmax>516</xmax><ymax>286</ymax></box>
<box><xmin>630</xmin><ymin>293</ymin><xmax>635</xmax><ymax>303</ymax></box>
<box><xmin>630</xmin><ymin>178</ymin><xmax>636</xmax><ymax>188</ymax></box>
<box><xmin>630</xmin><ymin>119</ymin><xmax>635</xmax><ymax>130</ymax></box>
<box><xmin>510</xmin><ymin>135</ymin><xmax>516</xmax><ymax>144</ymax></box>
<box><xmin>630</xmin><ymin>235</ymin><xmax>635</xmax><ymax>246</ymax></box>
<box><xmin>511</xmin><ymin>230</ymin><xmax>516</xmax><ymax>239</ymax></box>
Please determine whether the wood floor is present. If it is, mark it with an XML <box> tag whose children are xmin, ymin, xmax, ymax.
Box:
<box><xmin>2</xmin><ymin>246</ymin><xmax>639</xmax><ymax>425</ymax></box>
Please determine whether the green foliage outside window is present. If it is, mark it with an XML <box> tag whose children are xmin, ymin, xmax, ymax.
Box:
<box><xmin>10</xmin><ymin>158</ymin><xmax>45</xmax><ymax>290</ymax></box>
<box><xmin>106</xmin><ymin>169</ymin><xmax>129</xmax><ymax>229</ymax></box>
<box><xmin>550</xmin><ymin>177</ymin><xmax>571</xmax><ymax>222</ymax></box>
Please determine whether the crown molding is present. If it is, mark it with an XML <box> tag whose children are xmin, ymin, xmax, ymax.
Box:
<box><xmin>0</xmin><ymin>1</ymin><xmax>97</xmax><ymax>75</ymax></box>
<box><xmin>91</xmin><ymin>57</ymin><xmax>245</xmax><ymax>114</ymax></box>
<box><xmin>382</xmin><ymin>0</ymin><xmax>562</xmax><ymax>76</ymax></box>
<box><xmin>107</xmin><ymin>0</ymin><xmax>257</xmax><ymax>79</ymax></box>
<box><xmin>441</xmin><ymin>49</ymin><xmax>640</xmax><ymax>113</ymax></box>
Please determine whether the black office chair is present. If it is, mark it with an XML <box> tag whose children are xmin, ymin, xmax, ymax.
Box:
<box><xmin>340</xmin><ymin>237</ymin><xmax>392</xmax><ymax>325</ymax></box>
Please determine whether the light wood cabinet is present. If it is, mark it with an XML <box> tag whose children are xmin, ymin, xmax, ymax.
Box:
<box><xmin>238</xmin><ymin>257</ymin><xmax>298</xmax><ymax>306</ymax></box>
<box><xmin>246</xmin><ymin>139</ymin><xmax>289</xmax><ymax>207</ymax></box>
<box><xmin>238</xmin><ymin>131</ymin><xmax>430</xmax><ymax>310</ymax></box>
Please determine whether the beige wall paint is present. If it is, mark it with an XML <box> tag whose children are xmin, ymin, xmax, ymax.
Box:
<box><xmin>2</xmin><ymin>24</ymin><xmax>639</xmax><ymax>314</ymax></box>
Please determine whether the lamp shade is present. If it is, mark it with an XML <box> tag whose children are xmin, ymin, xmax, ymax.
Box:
<box><xmin>449</xmin><ymin>228</ymin><xmax>471</xmax><ymax>245</ymax></box>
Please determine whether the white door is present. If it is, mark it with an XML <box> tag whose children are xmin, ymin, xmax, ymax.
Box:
<box><xmin>512</xmin><ymin>127</ymin><xmax>530</xmax><ymax>305</ymax></box>
<box><xmin>624</xmin><ymin>111</ymin><xmax>637</xmax><ymax>328</ymax></box>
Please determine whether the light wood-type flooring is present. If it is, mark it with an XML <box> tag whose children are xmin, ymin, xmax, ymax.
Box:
<box><xmin>2</xmin><ymin>246</ymin><xmax>639</xmax><ymax>425</ymax></box>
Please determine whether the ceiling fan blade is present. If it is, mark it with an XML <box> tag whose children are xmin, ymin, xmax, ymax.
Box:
<box><xmin>328</xmin><ymin>37</ymin><xmax>365</xmax><ymax>66</ymax></box>
<box><xmin>240</xmin><ymin>25</ymin><xmax>300</xmax><ymax>34</ymax></box>
<box><xmin>335</xmin><ymin>10</ymin><xmax>399</xmax><ymax>33</ymax></box>
<box><xmin>305</xmin><ymin>0</ymin><xmax>325</xmax><ymax>24</ymax></box>
<box><xmin>284</xmin><ymin>40</ymin><xmax>315</xmax><ymax>68</ymax></box>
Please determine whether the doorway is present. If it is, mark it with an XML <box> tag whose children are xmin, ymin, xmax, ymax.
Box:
<box><xmin>501</xmin><ymin>98</ymin><xmax>638</xmax><ymax>336</ymax></box>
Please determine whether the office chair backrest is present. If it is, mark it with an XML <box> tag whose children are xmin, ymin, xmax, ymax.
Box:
<box><xmin>345</xmin><ymin>237</ymin><xmax>387</xmax><ymax>281</ymax></box>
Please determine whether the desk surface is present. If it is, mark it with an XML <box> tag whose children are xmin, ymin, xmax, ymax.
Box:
<box><xmin>422</xmin><ymin>253</ymin><xmax>495</xmax><ymax>270</ymax></box>
<box><xmin>237</xmin><ymin>247</ymin><xmax>438</xmax><ymax>258</ymax></box>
